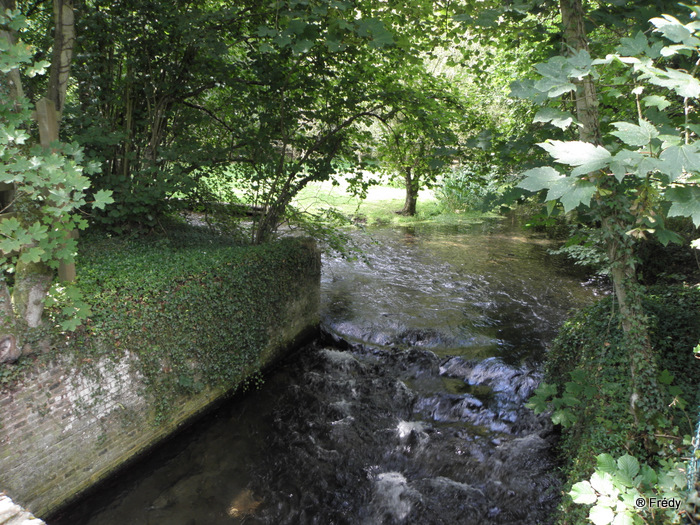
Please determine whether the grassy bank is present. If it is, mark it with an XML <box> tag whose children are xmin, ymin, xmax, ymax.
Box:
<box><xmin>533</xmin><ymin>286</ymin><xmax>700</xmax><ymax>524</ymax></box>
<box><xmin>5</xmin><ymin>225</ymin><xmax>320</xmax><ymax>421</ymax></box>
<box><xmin>292</xmin><ymin>179</ymin><xmax>495</xmax><ymax>227</ymax></box>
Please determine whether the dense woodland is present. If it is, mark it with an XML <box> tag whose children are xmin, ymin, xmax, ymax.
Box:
<box><xmin>4</xmin><ymin>0</ymin><xmax>700</xmax><ymax>523</ymax></box>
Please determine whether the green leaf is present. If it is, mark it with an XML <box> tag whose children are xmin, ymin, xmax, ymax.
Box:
<box><xmin>617</xmin><ymin>454</ymin><xmax>640</xmax><ymax>481</ymax></box>
<box><xmin>534</xmin><ymin>77</ymin><xmax>576</xmax><ymax>97</ymax></box>
<box><xmin>568</xmin><ymin>49</ymin><xmax>593</xmax><ymax>78</ymax></box>
<box><xmin>611</xmin><ymin>511</ymin><xmax>635</xmax><ymax>525</ymax></box>
<box><xmin>642</xmin><ymin>95</ymin><xmax>671</xmax><ymax>111</ymax></box>
<box><xmin>655</xmin><ymin>227</ymin><xmax>684</xmax><ymax>246</ymax></box>
<box><xmin>357</xmin><ymin>18</ymin><xmax>393</xmax><ymax>48</ymax></box>
<box><xmin>610</xmin><ymin>120</ymin><xmax>658</xmax><ymax>147</ymax></box>
<box><xmin>570</xmin><ymin>481</ymin><xmax>597</xmax><ymax>505</ymax></box>
<box><xmin>0</xmin><ymin>216</ymin><xmax>21</xmax><ymax>236</ymax></box>
<box><xmin>651</xmin><ymin>14</ymin><xmax>700</xmax><ymax>46</ymax></box>
<box><xmin>552</xmin><ymin>408</ymin><xmax>577</xmax><ymax>426</ymax></box>
<box><xmin>590</xmin><ymin>471</ymin><xmax>616</xmax><ymax>497</ymax></box>
<box><xmin>0</xmin><ymin>237</ymin><xmax>22</xmax><ymax>254</ymax></box>
<box><xmin>538</xmin><ymin>140</ymin><xmax>611</xmax><ymax>170</ymax></box>
<box><xmin>639</xmin><ymin>66</ymin><xmax>700</xmax><ymax>98</ymax></box>
<box><xmin>534</xmin><ymin>56</ymin><xmax>576</xmax><ymax>97</ymax></box>
<box><xmin>558</xmin><ymin>179</ymin><xmax>597</xmax><ymax>211</ymax></box>
<box><xmin>518</xmin><ymin>167</ymin><xmax>563</xmax><ymax>192</ymax></box>
<box><xmin>519</xmin><ymin>167</ymin><xmax>596</xmax><ymax>212</ymax></box>
<box><xmin>597</xmin><ymin>454</ymin><xmax>617</xmax><ymax>475</ymax></box>
<box><xmin>617</xmin><ymin>31</ymin><xmax>651</xmax><ymax>56</ymax></box>
<box><xmin>659</xmin><ymin>145</ymin><xmax>700</xmax><ymax>181</ymax></box>
<box><xmin>19</xmin><ymin>246</ymin><xmax>45</xmax><ymax>263</ymax></box>
<box><xmin>589</xmin><ymin>505</ymin><xmax>615</xmax><ymax>525</ymax></box>
<box><xmin>93</xmin><ymin>189</ymin><xmax>114</xmax><ymax>210</ymax></box>
<box><xmin>658</xmin><ymin>369</ymin><xmax>674</xmax><ymax>385</ymax></box>
<box><xmin>639</xmin><ymin>464</ymin><xmax>658</xmax><ymax>487</ymax></box>
<box><xmin>533</xmin><ymin>108</ymin><xmax>575</xmax><ymax>129</ymax></box>
<box><xmin>510</xmin><ymin>79</ymin><xmax>549</xmax><ymax>104</ymax></box>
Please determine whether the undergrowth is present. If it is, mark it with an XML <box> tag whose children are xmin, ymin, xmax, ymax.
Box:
<box><xmin>535</xmin><ymin>286</ymin><xmax>700</xmax><ymax>524</ymax></box>
<box><xmin>5</xmin><ymin>224</ymin><xmax>320</xmax><ymax>423</ymax></box>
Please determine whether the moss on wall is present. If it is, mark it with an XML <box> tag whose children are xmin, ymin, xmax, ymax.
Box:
<box><xmin>0</xmin><ymin>229</ymin><xmax>320</xmax><ymax>517</ymax></box>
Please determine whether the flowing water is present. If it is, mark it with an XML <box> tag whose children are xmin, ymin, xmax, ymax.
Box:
<box><xmin>50</xmin><ymin>220</ymin><xmax>599</xmax><ymax>525</ymax></box>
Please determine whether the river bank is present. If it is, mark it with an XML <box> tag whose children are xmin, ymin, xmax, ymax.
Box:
<box><xmin>0</xmin><ymin>229</ymin><xmax>320</xmax><ymax>518</ymax></box>
<box><xmin>49</xmin><ymin>219</ymin><xmax>598</xmax><ymax>524</ymax></box>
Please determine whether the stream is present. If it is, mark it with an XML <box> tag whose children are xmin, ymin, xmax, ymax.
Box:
<box><xmin>50</xmin><ymin>220</ymin><xmax>599</xmax><ymax>525</ymax></box>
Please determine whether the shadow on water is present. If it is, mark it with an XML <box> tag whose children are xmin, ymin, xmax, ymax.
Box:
<box><xmin>49</xmin><ymin>219</ymin><xmax>599</xmax><ymax>525</ymax></box>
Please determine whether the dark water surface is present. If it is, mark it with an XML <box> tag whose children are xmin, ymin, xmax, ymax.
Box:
<box><xmin>50</xmin><ymin>220</ymin><xmax>599</xmax><ymax>525</ymax></box>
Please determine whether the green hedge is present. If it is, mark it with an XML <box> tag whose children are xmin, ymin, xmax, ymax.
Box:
<box><xmin>67</xmin><ymin>226</ymin><xmax>319</xmax><ymax>421</ymax></box>
<box><xmin>544</xmin><ymin>285</ymin><xmax>700</xmax><ymax>523</ymax></box>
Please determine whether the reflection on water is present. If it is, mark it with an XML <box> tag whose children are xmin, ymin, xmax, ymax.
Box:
<box><xmin>322</xmin><ymin>221</ymin><xmax>595</xmax><ymax>364</ymax></box>
<box><xmin>49</xmin><ymin>220</ymin><xmax>599</xmax><ymax>525</ymax></box>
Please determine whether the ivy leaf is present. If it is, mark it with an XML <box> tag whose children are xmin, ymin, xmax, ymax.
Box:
<box><xmin>533</xmin><ymin>107</ymin><xmax>575</xmax><ymax>129</ymax></box>
<box><xmin>570</xmin><ymin>481</ymin><xmax>597</xmax><ymax>505</ymax></box>
<box><xmin>666</xmin><ymin>186</ymin><xmax>700</xmax><ymax>225</ymax></box>
<box><xmin>658</xmin><ymin>369</ymin><xmax>674</xmax><ymax>385</ymax></box>
<box><xmin>610</xmin><ymin>120</ymin><xmax>659</xmax><ymax>147</ymax></box>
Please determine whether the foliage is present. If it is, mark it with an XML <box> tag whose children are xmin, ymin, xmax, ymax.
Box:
<box><xmin>436</xmin><ymin>165</ymin><xmax>506</xmax><ymax>213</ymax></box>
<box><xmin>372</xmin><ymin>66</ymin><xmax>472</xmax><ymax>215</ymax></box>
<box><xmin>530</xmin><ymin>286</ymin><xmax>700</xmax><ymax>524</ymax></box>
<box><xmin>66</xmin><ymin>227</ymin><xmax>319</xmax><ymax>421</ymax></box>
<box><xmin>513</xmin><ymin>8</ymin><xmax>700</xmax><ymax>239</ymax></box>
<box><xmin>569</xmin><ymin>453</ymin><xmax>685</xmax><ymax>525</ymax></box>
<box><xmin>33</xmin><ymin>0</ymin><xmax>473</xmax><ymax>239</ymax></box>
<box><xmin>0</xmin><ymin>8</ymin><xmax>113</xmax><ymax>333</ymax></box>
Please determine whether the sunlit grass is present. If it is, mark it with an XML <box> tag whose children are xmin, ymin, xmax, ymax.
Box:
<box><xmin>292</xmin><ymin>179</ymin><xmax>491</xmax><ymax>227</ymax></box>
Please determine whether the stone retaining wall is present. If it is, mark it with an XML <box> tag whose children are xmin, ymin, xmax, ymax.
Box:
<box><xmin>0</xmin><ymin>241</ymin><xmax>320</xmax><ymax>518</ymax></box>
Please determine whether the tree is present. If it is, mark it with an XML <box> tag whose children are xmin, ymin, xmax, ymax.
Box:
<box><xmin>205</xmin><ymin>0</ymin><xmax>465</xmax><ymax>241</ymax></box>
<box><xmin>0</xmin><ymin>6</ymin><xmax>112</xmax><ymax>363</ymax></box>
<box><xmin>514</xmin><ymin>4</ymin><xmax>700</xmax><ymax>432</ymax></box>
<box><xmin>375</xmin><ymin>74</ymin><xmax>465</xmax><ymax>216</ymax></box>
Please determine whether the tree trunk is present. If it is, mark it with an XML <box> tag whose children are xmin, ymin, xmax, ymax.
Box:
<box><xmin>47</xmin><ymin>0</ymin><xmax>75</xmax><ymax>115</ymax></box>
<box><xmin>399</xmin><ymin>168</ymin><xmax>418</xmax><ymax>216</ymax></box>
<box><xmin>559</xmin><ymin>0</ymin><xmax>601</xmax><ymax>145</ymax></box>
<box><xmin>0</xmin><ymin>0</ymin><xmax>78</xmax><ymax>363</ymax></box>
<box><xmin>560</xmin><ymin>0</ymin><xmax>662</xmax><ymax>432</ymax></box>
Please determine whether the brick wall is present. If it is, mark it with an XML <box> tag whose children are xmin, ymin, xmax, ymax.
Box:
<box><xmin>0</xmin><ymin>241</ymin><xmax>320</xmax><ymax>519</ymax></box>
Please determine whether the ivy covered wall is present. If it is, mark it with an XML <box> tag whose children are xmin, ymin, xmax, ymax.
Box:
<box><xmin>0</xmin><ymin>234</ymin><xmax>320</xmax><ymax>518</ymax></box>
